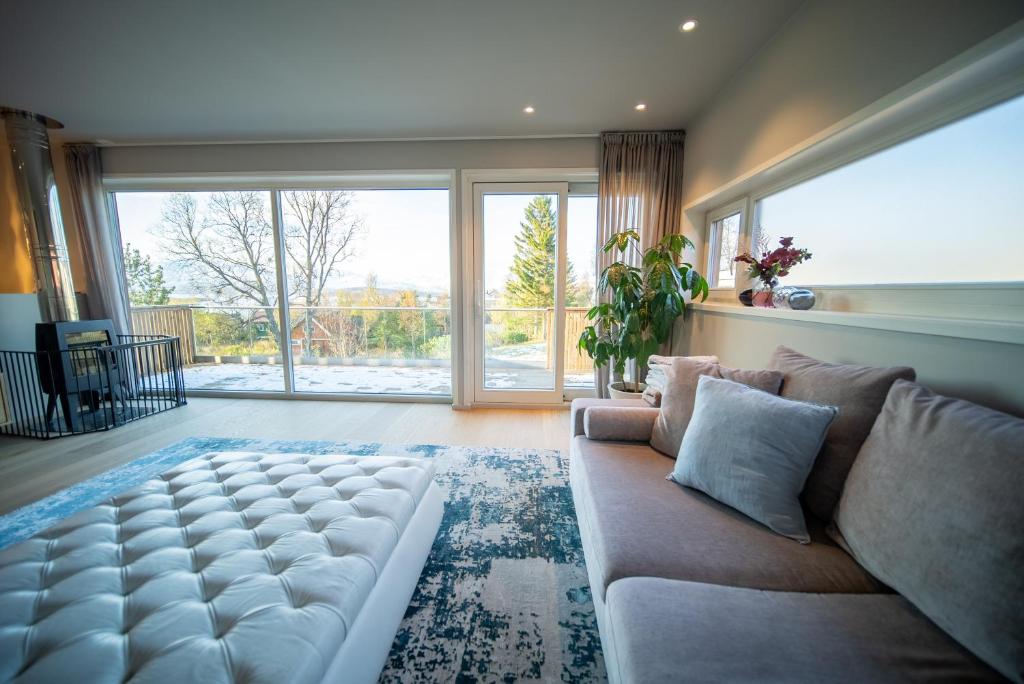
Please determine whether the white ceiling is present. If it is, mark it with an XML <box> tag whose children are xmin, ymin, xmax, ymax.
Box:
<box><xmin>0</xmin><ymin>0</ymin><xmax>803</xmax><ymax>144</ymax></box>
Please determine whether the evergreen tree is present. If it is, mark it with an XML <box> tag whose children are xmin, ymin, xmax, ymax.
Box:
<box><xmin>124</xmin><ymin>243</ymin><xmax>174</xmax><ymax>305</ymax></box>
<box><xmin>504</xmin><ymin>196</ymin><xmax>585</xmax><ymax>307</ymax></box>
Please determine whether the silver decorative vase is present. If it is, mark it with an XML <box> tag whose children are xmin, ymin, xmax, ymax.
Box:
<box><xmin>772</xmin><ymin>286</ymin><xmax>816</xmax><ymax>310</ymax></box>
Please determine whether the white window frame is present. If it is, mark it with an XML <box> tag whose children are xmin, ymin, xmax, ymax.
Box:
<box><xmin>104</xmin><ymin>171</ymin><xmax>458</xmax><ymax>403</ymax></box>
<box><xmin>704</xmin><ymin>198</ymin><xmax>748</xmax><ymax>290</ymax></box>
<box><xmin>471</xmin><ymin>182</ymin><xmax>569</xmax><ymax>406</ymax></box>
<box><xmin>684</xmin><ymin>26</ymin><xmax>1024</xmax><ymax>340</ymax></box>
<box><xmin>459</xmin><ymin>168</ymin><xmax>600</xmax><ymax>407</ymax></box>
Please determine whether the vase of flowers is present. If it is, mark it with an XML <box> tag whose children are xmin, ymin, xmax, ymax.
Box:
<box><xmin>734</xmin><ymin>236</ymin><xmax>812</xmax><ymax>307</ymax></box>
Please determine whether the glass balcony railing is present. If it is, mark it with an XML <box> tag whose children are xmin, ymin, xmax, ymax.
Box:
<box><xmin>128</xmin><ymin>303</ymin><xmax>592</xmax><ymax>394</ymax></box>
<box><xmin>287</xmin><ymin>306</ymin><xmax>451</xmax><ymax>363</ymax></box>
<box><xmin>129</xmin><ymin>304</ymin><xmax>452</xmax><ymax>394</ymax></box>
<box><xmin>286</xmin><ymin>306</ymin><xmax>452</xmax><ymax>394</ymax></box>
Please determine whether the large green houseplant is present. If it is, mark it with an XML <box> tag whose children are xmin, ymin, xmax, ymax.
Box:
<box><xmin>578</xmin><ymin>230</ymin><xmax>709</xmax><ymax>396</ymax></box>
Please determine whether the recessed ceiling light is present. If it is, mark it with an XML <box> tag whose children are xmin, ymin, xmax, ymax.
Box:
<box><xmin>679</xmin><ymin>19</ymin><xmax>698</xmax><ymax>32</ymax></box>
<box><xmin>635</xmin><ymin>103</ymin><xmax>647</xmax><ymax>112</ymax></box>
<box><xmin>523</xmin><ymin>105</ymin><xmax>535</xmax><ymax>114</ymax></box>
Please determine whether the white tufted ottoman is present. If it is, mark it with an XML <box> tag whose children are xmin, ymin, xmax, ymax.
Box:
<box><xmin>0</xmin><ymin>451</ymin><xmax>444</xmax><ymax>684</ymax></box>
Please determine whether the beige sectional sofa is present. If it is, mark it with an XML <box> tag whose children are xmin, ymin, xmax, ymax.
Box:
<box><xmin>569</xmin><ymin>354</ymin><xmax>1020</xmax><ymax>683</ymax></box>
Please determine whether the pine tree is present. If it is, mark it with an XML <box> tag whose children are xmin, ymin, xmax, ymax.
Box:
<box><xmin>124</xmin><ymin>243</ymin><xmax>174</xmax><ymax>305</ymax></box>
<box><xmin>504</xmin><ymin>196</ymin><xmax>582</xmax><ymax>307</ymax></box>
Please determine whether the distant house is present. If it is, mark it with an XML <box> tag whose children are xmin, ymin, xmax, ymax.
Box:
<box><xmin>289</xmin><ymin>315</ymin><xmax>335</xmax><ymax>357</ymax></box>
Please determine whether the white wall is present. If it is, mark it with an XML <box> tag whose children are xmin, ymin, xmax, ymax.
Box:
<box><xmin>677</xmin><ymin>311</ymin><xmax>1024</xmax><ymax>417</ymax></box>
<box><xmin>100</xmin><ymin>137</ymin><xmax>599</xmax><ymax>176</ymax></box>
<box><xmin>0</xmin><ymin>294</ymin><xmax>42</xmax><ymax>352</ymax></box>
<box><xmin>675</xmin><ymin>0</ymin><xmax>1024</xmax><ymax>415</ymax></box>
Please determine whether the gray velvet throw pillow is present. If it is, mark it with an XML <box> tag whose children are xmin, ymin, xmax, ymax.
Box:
<box><xmin>669</xmin><ymin>376</ymin><xmax>838</xmax><ymax>543</ymax></box>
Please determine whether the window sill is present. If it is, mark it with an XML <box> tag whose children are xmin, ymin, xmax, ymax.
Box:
<box><xmin>688</xmin><ymin>301</ymin><xmax>1024</xmax><ymax>346</ymax></box>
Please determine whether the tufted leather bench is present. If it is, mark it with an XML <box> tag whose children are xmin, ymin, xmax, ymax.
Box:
<box><xmin>0</xmin><ymin>451</ymin><xmax>443</xmax><ymax>684</ymax></box>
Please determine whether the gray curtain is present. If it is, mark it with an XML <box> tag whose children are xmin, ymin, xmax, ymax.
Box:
<box><xmin>63</xmin><ymin>144</ymin><xmax>131</xmax><ymax>334</ymax></box>
<box><xmin>594</xmin><ymin>131</ymin><xmax>686</xmax><ymax>396</ymax></box>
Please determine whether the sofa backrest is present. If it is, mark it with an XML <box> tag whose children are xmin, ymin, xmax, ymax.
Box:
<box><xmin>832</xmin><ymin>380</ymin><xmax>1024</xmax><ymax>682</ymax></box>
<box><xmin>768</xmin><ymin>346</ymin><xmax>915</xmax><ymax>521</ymax></box>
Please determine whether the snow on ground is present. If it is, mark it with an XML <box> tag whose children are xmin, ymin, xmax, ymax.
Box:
<box><xmin>181</xmin><ymin>362</ymin><xmax>592</xmax><ymax>394</ymax></box>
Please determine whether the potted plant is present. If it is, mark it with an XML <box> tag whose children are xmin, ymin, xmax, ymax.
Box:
<box><xmin>578</xmin><ymin>230</ymin><xmax>709</xmax><ymax>398</ymax></box>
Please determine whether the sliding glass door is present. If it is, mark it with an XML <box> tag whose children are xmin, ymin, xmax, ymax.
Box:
<box><xmin>110</xmin><ymin>184</ymin><xmax>451</xmax><ymax>397</ymax></box>
<box><xmin>472</xmin><ymin>183</ymin><xmax>568</xmax><ymax>404</ymax></box>
<box><xmin>113</xmin><ymin>190</ymin><xmax>288</xmax><ymax>391</ymax></box>
<box><xmin>278</xmin><ymin>189</ymin><xmax>451</xmax><ymax>395</ymax></box>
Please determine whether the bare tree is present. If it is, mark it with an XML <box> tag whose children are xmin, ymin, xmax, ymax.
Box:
<box><xmin>160</xmin><ymin>192</ymin><xmax>281</xmax><ymax>339</ymax></box>
<box><xmin>159</xmin><ymin>190</ymin><xmax>362</xmax><ymax>355</ymax></box>
<box><xmin>281</xmin><ymin>191</ymin><xmax>363</xmax><ymax>357</ymax></box>
<box><xmin>719</xmin><ymin>216</ymin><xmax>740</xmax><ymax>277</ymax></box>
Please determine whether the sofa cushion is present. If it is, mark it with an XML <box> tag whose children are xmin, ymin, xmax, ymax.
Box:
<box><xmin>768</xmin><ymin>346</ymin><xmax>916</xmax><ymax>522</ymax></box>
<box><xmin>833</xmin><ymin>380</ymin><xmax>1024</xmax><ymax>683</ymax></box>
<box><xmin>649</xmin><ymin>358</ymin><xmax>783</xmax><ymax>457</ymax></box>
<box><xmin>604</xmin><ymin>577</ymin><xmax>1003</xmax><ymax>684</ymax></box>
<box><xmin>570</xmin><ymin>397</ymin><xmax>645</xmax><ymax>437</ymax></box>
<box><xmin>570</xmin><ymin>436</ymin><xmax>880</xmax><ymax>601</ymax></box>
<box><xmin>670</xmin><ymin>376</ymin><xmax>837</xmax><ymax>543</ymax></box>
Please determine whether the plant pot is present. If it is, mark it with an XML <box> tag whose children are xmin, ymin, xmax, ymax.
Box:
<box><xmin>752</xmin><ymin>288</ymin><xmax>775</xmax><ymax>308</ymax></box>
<box><xmin>607</xmin><ymin>381</ymin><xmax>647</xmax><ymax>400</ymax></box>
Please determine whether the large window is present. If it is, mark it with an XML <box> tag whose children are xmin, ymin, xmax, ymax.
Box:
<box><xmin>112</xmin><ymin>186</ymin><xmax>451</xmax><ymax>396</ymax></box>
<box><xmin>750</xmin><ymin>93</ymin><xmax>1024</xmax><ymax>286</ymax></box>
<box><xmin>115</xmin><ymin>190</ymin><xmax>287</xmax><ymax>390</ymax></box>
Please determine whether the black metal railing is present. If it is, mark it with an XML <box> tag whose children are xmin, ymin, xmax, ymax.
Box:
<box><xmin>0</xmin><ymin>335</ymin><xmax>187</xmax><ymax>439</ymax></box>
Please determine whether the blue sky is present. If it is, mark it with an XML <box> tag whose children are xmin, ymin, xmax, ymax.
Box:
<box><xmin>757</xmin><ymin>92</ymin><xmax>1023</xmax><ymax>285</ymax></box>
<box><xmin>114</xmin><ymin>189</ymin><xmax>597</xmax><ymax>298</ymax></box>
<box><xmin>482</xmin><ymin>193</ymin><xmax>596</xmax><ymax>294</ymax></box>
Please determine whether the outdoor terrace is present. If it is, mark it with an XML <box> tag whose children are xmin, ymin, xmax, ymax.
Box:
<box><xmin>130</xmin><ymin>305</ymin><xmax>594</xmax><ymax>395</ymax></box>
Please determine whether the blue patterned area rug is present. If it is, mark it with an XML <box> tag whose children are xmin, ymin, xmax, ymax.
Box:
<box><xmin>0</xmin><ymin>437</ymin><xmax>606</xmax><ymax>682</ymax></box>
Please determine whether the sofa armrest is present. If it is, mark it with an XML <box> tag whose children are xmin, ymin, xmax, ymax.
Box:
<box><xmin>584</xmin><ymin>406</ymin><xmax>660</xmax><ymax>442</ymax></box>
<box><xmin>570</xmin><ymin>397</ymin><xmax>647</xmax><ymax>437</ymax></box>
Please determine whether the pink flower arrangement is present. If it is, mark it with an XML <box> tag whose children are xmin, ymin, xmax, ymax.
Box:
<box><xmin>734</xmin><ymin>236</ymin><xmax>812</xmax><ymax>289</ymax></box>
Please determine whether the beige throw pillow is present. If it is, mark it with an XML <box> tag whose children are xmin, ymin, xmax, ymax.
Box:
<box><xmin>650</xmin><ymin>358</ymin><xmax>783</xmax><ymax>457</ymax></box>
<box><xmin>643</xmin><ymin>355</ymin><xmax>719</xmax><ymax>408</ymax></box>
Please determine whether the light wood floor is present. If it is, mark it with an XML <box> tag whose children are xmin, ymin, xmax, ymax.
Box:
<box><xmin>0</xmin><ymin>398</ymin><xmax>570</xmax><ymax>516</ymax></box>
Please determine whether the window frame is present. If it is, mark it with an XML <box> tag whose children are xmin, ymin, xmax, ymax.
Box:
<box><xmin>704</xmin><ymin>198</ymin><xmax>748</xmax><ymax>290</ymax></box>
<box><xmin>104</xmin><ymin>172</ymin><xmax>459</xmax><ymax>402</ymax></box>
<box><xmin>743</xmin><ymin>80</ymin><xmax>1024</xmax><ymax>288</ymax></box>
<box><xmin>688</xmin><ymin>27</ymin><xmax>1024</xmax><ymax>329</ymax></box>
<box><xmin>458</xmin><ymin>168</ymin><xmax>600</xmax><ymax>406</ymax></box>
